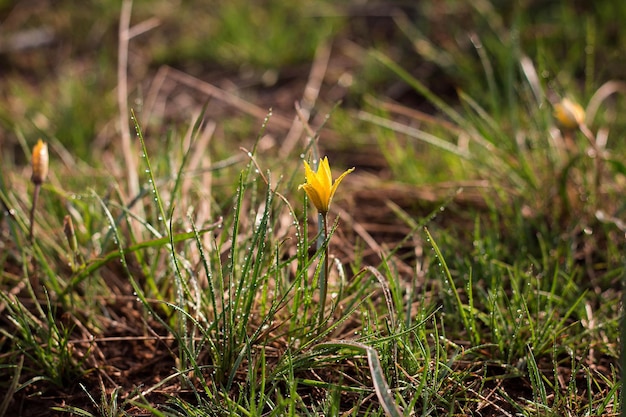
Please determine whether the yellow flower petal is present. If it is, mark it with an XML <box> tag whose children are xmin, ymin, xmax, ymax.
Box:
<box><xmin>299</xmin><ymin>183</ymin><xmax>326</xmax><ymax>213</ymax></box>
<box><xmin>303</xmin><ymin>161</ymin><xmax>324</xmax><ymax>194</ymax></box>
<box><xmin>329</xmin><ymin>166</ymin><xmax>355</xmax><ymax>207</ymax></box>
<box><xmin>318</xmin><ymin>157</ymin><xmax>333</xmax><ymax>190</ymax></box>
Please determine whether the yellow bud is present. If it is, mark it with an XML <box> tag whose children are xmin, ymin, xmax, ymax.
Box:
<box><xmin>553</xmin><ymin>98</ymin><xmax>585</xmax><ymax>130</ymax></box>
<box><xmin>31</xmin><ymin>139</ymin><xmax>49</xmax><ymax>185</ymax></box>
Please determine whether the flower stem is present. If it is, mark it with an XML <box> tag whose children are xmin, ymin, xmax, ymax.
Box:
<box><xmin>29</xmin><ymin>183</ymin><xmax>41</xmax><ymax>244</ymax></box>
<box><xmin>318</xmin><ymin>213</ymin><xmax>329</xmax><ymax>329</ymax></box>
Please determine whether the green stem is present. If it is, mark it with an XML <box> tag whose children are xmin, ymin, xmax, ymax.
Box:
<box><xmin>29</xmin><ymin>183</ymin><xmax>41</xmax><ymax>244</ymax></box>
<box><xmin>318</xmin><ymin>213</ymin><xmax>329</xmax><ymax>329</ymax></box>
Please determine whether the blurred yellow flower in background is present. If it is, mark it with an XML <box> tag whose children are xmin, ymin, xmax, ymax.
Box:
<box><xmin>554</xmin><ymin>98</ymin><xmax>585</xmax><ymax>129</ymax></box>
<box><xmin>31</xmin><ymin>139</ymin><xmax>49</xmax><ymax>185</ymax></box>
<box><xmin>299</xmin><ymin>156</ymin><xmax>354</xmax><ymax>215</ymax></box>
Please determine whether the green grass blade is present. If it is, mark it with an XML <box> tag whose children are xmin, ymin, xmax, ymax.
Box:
<box><xmin>425</xmin><ymin>227</ymin><xmax>477</xmax><ymax>346</ymax></box>
<box><xmin>131</xmin><ymin>109</ymin><xmax>168</xmax><ymax>234</ymax></box>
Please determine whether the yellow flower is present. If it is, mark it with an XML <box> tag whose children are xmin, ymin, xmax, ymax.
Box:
<box><xmin>554</xmin><ymin>98</ymin><xmax>585</xmax><ymax>129</ymax></box>
<box><xmin>299</xmin><ymin>156</ymin><xmax>354</xmax><ymax>215</ymax></box>
<box><xmin>31</xmin><ymin>139</ymin><xmax>49</xmax><ymax>185</ymax></box>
